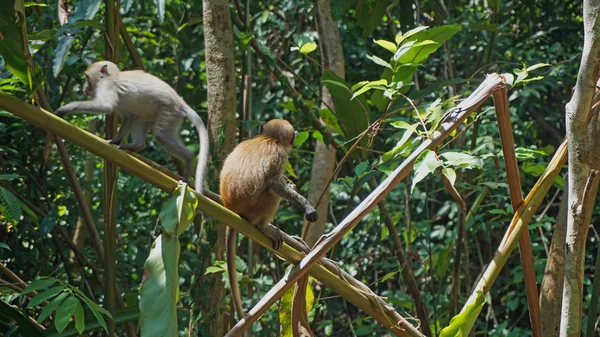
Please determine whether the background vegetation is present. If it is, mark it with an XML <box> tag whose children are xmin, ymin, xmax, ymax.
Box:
<box><xmin>0</xmin><ymin>1</ymin><xmax>595</xmax><ymax>336</ymax></box>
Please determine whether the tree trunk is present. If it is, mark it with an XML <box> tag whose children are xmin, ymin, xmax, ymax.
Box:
<box><xmin>561</xmin><ymin>2</ymin><xmax>600</xmax><ymax>336</ymax></box>
<box><xmin>189</xmin><ymin>1</ymin><xmax>236</xmax><ymax>336</ymax></box>
<box><xmin>301</xmin><ymin>0</ymin><xmax>343</xmax><ymax>247</ymax></box>
<box><xmin>540</xmin><ymin>186</ymin><xmax>567</xmax><ymax>337</ymax></box>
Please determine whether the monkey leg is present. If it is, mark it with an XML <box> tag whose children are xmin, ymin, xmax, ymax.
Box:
<box><xmin>118</xmin><ymin>122</ymin><xmax>149</xmax><ymax>152</ymax></box>
<box><xmin>154</xmin><ymin>129</ymin><xmax>194</xmax><ymax>179</ymax></box>
<box><xmin>109</xmin><ymin>113</ymin><xmax>134</xmax><ymax>145</ymax></box>
<box><xmin>256</xmin><ymin>221</ymin><xmax>284</xmax><ymax>250</ymax></box>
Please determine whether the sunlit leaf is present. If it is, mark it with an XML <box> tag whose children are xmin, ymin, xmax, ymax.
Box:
<box><xmin>366</xmin><ymin>54</ymin><xmax>393</xmax><ymax>69</ymax></box>
<box><xmin>374</xmin><ymin>39</ymin><xmax>396</xmax><ymax>53</ymax></box>
<box><xmin>412</xmin><ymin>150</ymin><xmax>443</xmax><ymax>192</ymax></box>
<box><xmin>299</xmin><ymin>42</ymin><xmax>317</xmax><ymax>54</ymax></box>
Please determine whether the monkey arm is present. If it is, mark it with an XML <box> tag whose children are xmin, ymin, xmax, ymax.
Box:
<box><xmin>267</xmin><ymin>177</ymin><xmax>318</xmax><ymax>222</ymax></box>
<box><xmin>55</xmin><ymin>99</ymin><xmax>117</xmax><ymax>117</ymax></box>
<box><xmin>55</xmin><ymin>85</ymin><xmax>118</xmax><ymax>117</ymax></box>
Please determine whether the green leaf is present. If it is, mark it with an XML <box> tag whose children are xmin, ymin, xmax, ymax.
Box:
<box><xmin>401</xmin><ymin>26</ymin><xmax>429</xmax><ymax>40</ymax></box>
<box><xmin>139</xmin><ymin>234</ymin><xmax>180</xmax><ymax>337</ymax></box>
<box><xmin>21</xmin><ymin>278</ymin><xmax>57</xmax><ymax>295</ymax></box>
<box><xmin>442</xmin><ymin>168</ymin><xmax>457</xmax><ymax>186</ymax></box>
<box><xmin>382</xmin><ymin>122</ymin><xmax>419</xmax><ymax>161</ymax></box>
<box><xmin>28</xmin><ymin>286</ymin><xmax>64</xmax><ymax>308</ymax></box>
<box><xmin>412</xmin><ymin>150</ymin><xmax>443</xmax><ymax>192</ymax></box>
<box><xmin>0</xmin><ymin>186</ymin><xmax>21</xmax><ymax>223</ymax></box>
<box><xmin>381</xmin><ymin>270</ymin><xmax>399</xmax><ymax>282</ymax></box>
<box><xmin>355</xmin><ymin>161</ymin><xmax>368</xmax><ymax>177</ymax></box>
<box><xmin>55</xmin><ymin>19</ymin><xmax>102</xmax><ymax>36</ymax></box>
<box><xmin>293</xmin><ymin>131</ymin><xmax>309</xmax><ymax>147</ymax></box>
<box><xmin>37</xmin><ymin>292</ymin><xmax>69</xmax><ymax>323</ymax></box>
<box><xmin>351</xmin><ymin>79</ymin><xmax>388</xmax><ymax>100</ymax></box>
<box><xmin>80</xmin><ymin>296</ymin><xmax>109</xmax><ymax>333</ymax></box>
<box><xmin>204</xmin><ymin>265</ymin><xmax>226</xmax><ymax>275</ymax></box>
<box><xmin>55</xmin><ymin>296</ymin><xmax>78</xmax><ymax>333</ymax></box>
<box><xmin>366</xmin><ymin>54</ymin><xmax>393</xmax><ymax>70</ymax></box>
<box><xmin>374</xmin><ymin>39</ymin><xmax>396</xmax><ymax>53</ymax></box>
<box><xmin>351</xmin><ymin>81</ymin><xmax>369</xmax><ymax>91</ymax></box>
<box><xmin>299</xmin><ymin>42</ymin><xmax>317</xmax><ymax>54</ymax></box>
<box><xmin>0</xmin><ymin>6</ymin><xmax>29</xmax><ymax>87</ymax></box>
<box><xmin>74</xmin><ymin>300</ymin><xmax>85</xmax><ymax>335</ymax></box>
<box><xmin>321</xmin><ymin>71</ymin><xmax>370</xmax><ymax>148</ymax></box>
<box><xmin>355</xmin><ymin>0</ymin><xmax>388</xmax><ymax>38</ymax></box>
<box><xmin>526</xmin><ymin>63</ymin><xmax>550</xmax><ymax>72</ymax></box>
<box><xmin>159</xmin><ymin>182</ymin><xmax>198</xmax><ymax>235</ymax></box>
<box><xmin>52</xmin><ymin>0</ymin><xmax>102</xmax><ymax>76</ymax></box>
<box><xmin>0</xmin><ymin>242</ymin><xmax>10</xmax><ymax>250</ymax></box>
<box><xmin>394</xmin><ymin>40</ymin><xmax>437</xmax><ymax>62</ymax></box>
<box><xmin>319</xmin><ymin>108</ymin><xmax>344</xmax><ymax>134</ymax></box>
<box><xmin>441</xmin><ymin>152</ymin><xmax>483</xmax><ymax>169</ymax></box>
<box><xmin>39</xmin><ymin>207</ymin><xmax>58</xmax><ymax>236</ymax></box>
<box><xmin>395</xmin><ymin>24</ymin><xmax>462</xmax><ymax>64</ymax></box>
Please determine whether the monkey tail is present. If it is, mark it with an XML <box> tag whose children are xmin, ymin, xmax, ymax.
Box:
<box><xmin>227</xmin><ymin>228</ymin><xmax>246</xmax><ymax>320</ymax></box>
<box><xmin>182</xmin><ymin>103</ymin><xmax>209</xmax><ymax>194</ymax></box>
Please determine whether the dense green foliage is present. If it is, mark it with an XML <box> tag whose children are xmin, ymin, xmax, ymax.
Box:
<box><xmin>0</xmin><ymin>1</ymin><xmax>595</xmax><ymax>336</ymax></box>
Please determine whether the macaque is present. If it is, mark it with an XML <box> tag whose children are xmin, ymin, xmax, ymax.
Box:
<box><xmin>219</xmin><ymin>119</ymin><xmax>318</xmax><ymax>319</ymax></box>
<box><xmin>55</xmin><ymin>61</ymin><xmax>209</xmax><ymax>193</ymax></box>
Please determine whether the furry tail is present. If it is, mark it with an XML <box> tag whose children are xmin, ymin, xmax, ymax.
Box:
<box><xmin>182</xmin><ymin>103</ymin><xmax>209</xmax><ymax>194</ymax></box>
<box><xmin>227</xmin><ymin>228</ymin><xmax>246</xmax><ymax>320</ymax></box>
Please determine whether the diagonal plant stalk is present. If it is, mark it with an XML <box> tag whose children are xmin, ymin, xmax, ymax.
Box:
<box><xmin>224</xmin><ymin>74</ymin><xmax>506</xmax><ymax>337</ymax></box>
<box><xmin>0</xmin><ymin>91</ymin><xmax>418</xmax><ymax>336</ymax></box>
<box><xmin>442</xmin><ymin>140</ymin><xmax>567</xmax><ymax>335</ymax></box>
<box><xmin>492</xmin><ymin>85</ymin><xmax>541</xmax><ymax>337</ymax></box>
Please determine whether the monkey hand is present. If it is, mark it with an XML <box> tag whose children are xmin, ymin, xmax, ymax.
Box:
<box><xmin>108</xmin><ymin>138</ymin><xmax>123</xmax><ymax>146</ymax></box>
<box><xmin>54</xmin><ymin>106</ymin><xmax>67</xmax><ymax>117</ymax></box>
<box><xmin>304</xmin><ymin>206</ymin><xmax>318</xmax><ymax>223</ymax></box>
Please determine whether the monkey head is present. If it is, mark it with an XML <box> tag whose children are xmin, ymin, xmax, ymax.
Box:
<box><xmin>83</xmin><ymin>61</ymin><xmax>120</xmax><ymax>96</ymax></box>
<box><xmin>260</xmin><ymin>119</ymin><xmax>297</xmax><ymax>146</ymax></box>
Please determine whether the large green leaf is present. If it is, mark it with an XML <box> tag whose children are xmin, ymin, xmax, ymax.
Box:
<box><xmin>0</xmin><ymin>0</ymin><xmax>28</xmax><ymax>87</ymax></box>
<box><xmin>139</xmin><ymin>183</ymin><xmax>194</xmax><ymax>337</ymax></box>
<box><xmin>0</xmin><ymin>186</ymin><xmax>21</xmax><ymax>223</ymax></box>
<box><xmin>396</xmin><ymin>24</ymin><xmax>462</xmax><ymax>64</ymax></box>
<box><xmin>321</xmin><ymin>72</ymin><xmax>371</xmax><ymax>147</ymax></box>
<box><xmin>158</xmin><ymin>183</ymin><xmax>198</xmax><ymax>235</ymax></box>
<box><xmin>355</xmin><ymin>0</ymin><xmax>388</xmax><ymax>39</ymax></box>
<box><xmin>53</xmin><ymin>0</ymin><xmax>101</xmax><ymax>76</ymax></box>
<box><xmin>139</xmin><ymin>234</ymin><xmax>180</xmax><ymax>337</ymax></box>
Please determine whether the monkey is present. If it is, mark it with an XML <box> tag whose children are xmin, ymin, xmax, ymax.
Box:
<box><xmin>54</xmin><ymin>61</ymin><xmax>209</xmax><ymax>194</ymax></box>
<box><xmin>219</xmin><ymin>119</ymin><xmax>318</xmax><ymax>320</ymax></box>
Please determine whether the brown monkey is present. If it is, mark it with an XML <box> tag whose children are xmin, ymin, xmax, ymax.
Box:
<box><xmin>220</xmin><ymin>119</ymin><xmax>318</xmax><ymax>319</ymax></box>
<box><xmin>55</xmin><ymin>61</ymin><xmax>209</xmax><ymax>193</ymax></box>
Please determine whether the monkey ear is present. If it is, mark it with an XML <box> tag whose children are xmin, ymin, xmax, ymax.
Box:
<box><xmin>100</xmin><ymin>64</ymin><xmax>109</xmax><ymax>75</ymax></box>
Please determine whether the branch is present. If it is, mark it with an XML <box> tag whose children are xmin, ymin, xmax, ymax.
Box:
<box><xmin>493</xmin><ymin>85</ymin><xmax>541</xmax><ymax>337</ymax></box>
<box><xmin>226</xmin><ymin>74</ymin><xmax>506</xmax><ymax>337</ymax></box>
<box><xmin>0</xmin><ymin>92</ymin><xmax>413</xmax><ymax>336</ymax></box>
